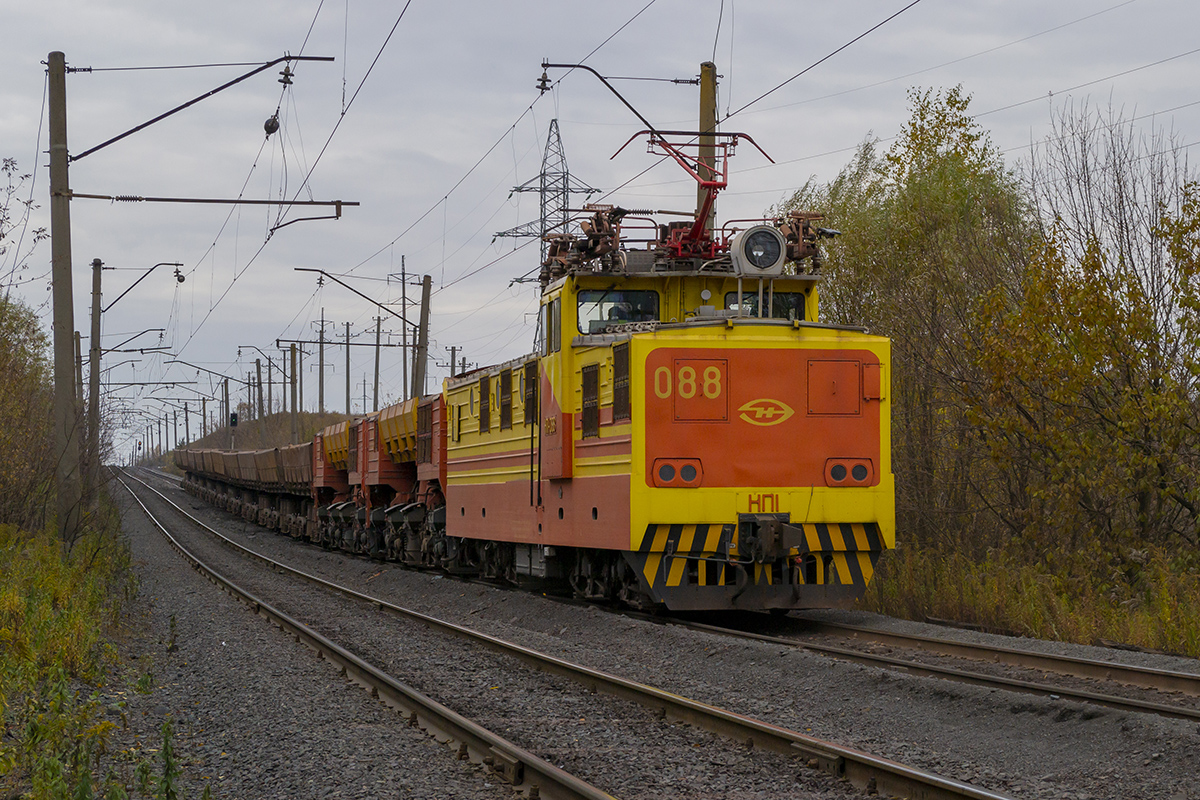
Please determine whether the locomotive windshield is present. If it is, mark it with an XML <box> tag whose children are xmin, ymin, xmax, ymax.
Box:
<box><xmin>577</xmin><ymin>290</ymin><xmax>659</xmax><ymax>334</ymax></box>
<box><xmin>724</xmin><ymin>291</ymin><xmax>806</xmax><ymax>321</ymax></box>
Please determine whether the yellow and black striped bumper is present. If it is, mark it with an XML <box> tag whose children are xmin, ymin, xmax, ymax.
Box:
<box><xmin>625</xmin><ymin>521</ymin><xmax>885</xmax><ymax>611</ymax></box>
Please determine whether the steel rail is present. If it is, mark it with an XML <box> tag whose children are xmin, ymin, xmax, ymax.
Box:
<box><xmin>661</xmin><ymin>618</ymin><xmax>1200</xmax><ymax>723</ymax></box>
<box><xmin>124</xmin><ymin>470</ymin><xmax>1013</xmax><ymax>800</ymax></box>
<box><xmin>796</xmin><ymin>619</ymin><xmax>1200</xmax><ymax>696</ymax></box>
<box><xmin>117</xmin><ymin>472</ymin><xmax>616</xmax><ymax>800</ymax></box>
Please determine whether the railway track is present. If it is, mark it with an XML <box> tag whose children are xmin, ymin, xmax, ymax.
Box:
<box><xmin>653</xmin><ymin>615</ymin><xmax>1200</xmax><ymax>724</ymax></box>
<box><xmin>797</xmin><ymin>618</ymin><xmax>1200</xmax><ymax>697</ymax></box>
<box><xmin>133</xmin><ymin>467</ymin><xmax>1200</xmax><ymax>722</ymax></box>
<box><xmin>121</xmin><ymin>469</ymin><xmax>1014</xmax><ymax>800</ymax></box>
<box><xmin>120</xmin><ymin>471</ymin><xmax>611</xmax><ymax>800</ymax></box>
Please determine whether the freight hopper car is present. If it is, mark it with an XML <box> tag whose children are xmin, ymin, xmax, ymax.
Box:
<box><xmin>176</xmin><ymin>443</ymin><xmax>313</xmax><ymax>538</ymax></box>
<box><xmin>177</xmin><ymin>131</ymin><xmax>894</xmax><ymax>612</ymax></box>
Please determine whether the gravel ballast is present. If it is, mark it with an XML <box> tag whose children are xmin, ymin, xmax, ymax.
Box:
<box><xmin>112</xmin><ymin>485</ymin><xmax>519</xmax><ymax>799</ymax></box>
<box><xmin>124</xmin><ymin>474</ymin><xmax>870</xmax><ymax>800</ymax></box>
<box><xmin>134</xmin><ymin>469</ymin><xmax>1200</xmax><ymax>799</ymax></box>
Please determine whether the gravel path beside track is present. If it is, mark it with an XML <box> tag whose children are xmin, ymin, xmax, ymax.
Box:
<box><xmin>111</xmin><ymin>487</ymin><xmax>518</xmax><ymax>799</ymax></box>
<box><xmin>142</xmin><ymin>471</ymin><xmax>1200</xmax><ymax>799</ymax></box>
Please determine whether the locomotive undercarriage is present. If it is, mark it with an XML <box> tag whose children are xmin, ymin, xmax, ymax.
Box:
<box><xmin>180</xmin><ymin>474</ymin><xmax>874</xmax><ymax>610</ymax></box>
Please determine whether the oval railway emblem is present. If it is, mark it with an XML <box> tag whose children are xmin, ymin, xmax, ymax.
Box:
<box><xmin>738</xmin><ymin>398</ymin><xmax>794</xmax><ymax>426</ymax></box>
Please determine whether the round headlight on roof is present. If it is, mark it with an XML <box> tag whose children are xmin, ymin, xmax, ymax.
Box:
<box><xmin>730</xmin><ymin>225</ymin><xmax>786</xmax><ymax>276</ymax></box>
<box><xmin>745</xmin><ymin>229</ymin><xmax>782</xmax><ymax>268</ymax></box>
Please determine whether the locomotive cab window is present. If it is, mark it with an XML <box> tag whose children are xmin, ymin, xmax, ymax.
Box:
<box><xmin>577</xmin><ymin>290</ymin><xmax>658</xmax><ymax>334</ymax></box>
<box><xmin>724</xmin><ymin>291</ymin><xmax>806</xmax><ymax>321</ymax></box>
<box><xmin>539</xmin><ymin>298</ymin><xmax>562</xmax><ymax>355</ymax></box>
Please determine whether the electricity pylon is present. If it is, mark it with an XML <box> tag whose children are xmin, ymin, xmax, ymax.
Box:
<box><xmin>496</xmin><ymin>119</ymin><xmax>597</xmax><ymax>261</ymax></box>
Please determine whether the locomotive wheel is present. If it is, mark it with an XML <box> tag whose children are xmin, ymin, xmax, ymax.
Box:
<box><xmin>617</xmin><ymin>559</ymin><xmax>655</xmax><ymax>610</ymax></box>
<box><xmin>479</xmin><ymin>542</ymin><xmax>499</xmax><ymax>580</ymax></box>
<box><xmin>571</xmin><ymin>550</ymin><xmax>615</xmax><ymax>601</ymax></box>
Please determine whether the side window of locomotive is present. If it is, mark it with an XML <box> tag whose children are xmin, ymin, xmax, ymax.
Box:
<box><xmin>551</xmin><ymin>297</ymin><xmax>561</xmax><ymax>352</ymax></box>
<box><xmin>724</xmin><ymin>291</ymin><xmax>806</xmax><ymax>321</ymax></box>
<box><xmin>613</xmin><ymin>342</ymin><xmax>630</xmax><ymax>422</ymax></box>
<box><xmin>499</xmin><ymin>369</ymin><xmax>513</xmax><ymax>431</ymax></box>
<box><xmin>577</xmin><ymin>290</ymin><xmax>659</xmax><ymax>334</ymax></box>
<box><xmin>479</xmin><ymin>376</ymin><xmax>491</xmax><ymax>433</ymax></box>
<box><xmin>581</xmin><ymin>363</ymin><xmax>600</xmax><ymax>439</ymax></box>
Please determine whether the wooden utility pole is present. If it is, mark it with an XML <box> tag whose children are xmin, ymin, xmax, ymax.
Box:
<box><xmin>266</xmin><ymin>359</ymin><xmax>273</xmax><ymax>415</ymax></box>
<box><xmin>184</xmin><ymin>402</ymin><xmax>190</xmax><ymax>443</ymax></box>
<box><xmin>318</xmin><ymin>308</ymin><xmax>326</xmax><ymax>413</ymax></box>
<box><xmin>373</xmin><ymin>316</ymin><xmax>381</xmax><ymax>411</ymax></box>
<box><xmin>290</xmin><ymin>343</ymin><xmax>298</xmax><ymax>444</ymax></box>
<box><xmin>449</xmin><ymin>346</ymin><xmax>458</xmax><ymax>378</ymax></box>
<box><xmin>202</xmin><ymin>397</ymin><xmax>207</xmax><ymax>437</ymax></box>
<box><xmin>74</xmin><ymin>333</ymin><xmax>83</xmax><ymax>406</ymax></box>
<box><xmin>401</xmin><ymin>256</ymin><xmax>408</xmax><ymax>399</ymax></box>
<box><xmin>696</xmin><ymin>61</ymin><xmax>718</xmax><ymax>235</ymax></box>
<box><xmin>344</xmin><ymin>321</ymin><xmax>351</xmax><ymax>415</ymax></box>
<box><xmin>255</xmin><ymin>358</ymin><xmax>265</xmax><ymax>418</ymax></box>
<box><xmin>278</xmin><ymin>348</ymin><xmax>288</xmax><ymax>414</ymax></box>
<box><xmin>413</xmin><ymin>275</ymin><xmax>431</xmax><ymax>397</ymax></box>
<box><xmin>86</xmin><ymin>257</ymin><xmax>102</xmax><ymax>508</ymax></box>
<box><xmin>48</xmin><ymin>51</ymin><xmax>82</xmax><ymax>542</ymax></box>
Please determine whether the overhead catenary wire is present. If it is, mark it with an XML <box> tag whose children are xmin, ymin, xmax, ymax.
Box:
<box><xmin>976</xmin><ymin>45</ymin><xmax>1200</xmax><ymax>119</ymax></box>
<box><xmin>273</xmin><ymin>0</ymin><xmax>416</xmax><ymax>230</ymax></box>
<box><xmin>711</xmin><ymin>0</ymin><xmax>725</xmax><ymax>64</ymax></box>
<box><xmin>120</xmin><ymin>1</ymin><xmax>1190</xmax><ymax>437</ymax></box>
<box><xmin>722</xmin><ymin>0</ymin><xmax>926</xmax><ymax>122</ymax></box>
<box><xmin>737</xmin><ymin>0</ymin><xmax>1140</xmax><ymax>119</ymax></box>
<box><xmin>346</xmin><ymin>0</ymin><xmax>662</xmax><ymax>277</ymax></box>
<box><xmin>169</xmin><ymin>2</ymin><xmax>415</xmax><ymax>363</ymax></box>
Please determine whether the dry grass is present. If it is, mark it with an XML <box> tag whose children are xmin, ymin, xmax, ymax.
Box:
<box><xmin>863</xmin><ymin>542</ymin><xmax>1200</xmax><ymax>658</ymax></box>
<box><xmin>0</xmin><ymin>504</ymin><xmax>135</xmax><ymax>798</ymax></box>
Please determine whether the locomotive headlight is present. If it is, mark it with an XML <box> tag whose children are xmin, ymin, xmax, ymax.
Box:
<box><xmin>745</xmin><ymin>229</ymin><xmax>781</xmax><ymax>267</ymax></box>
<box><xmin>730</xmin><ymin>225</ymin><xmax>786</xmax><ymax>276</ymax></box>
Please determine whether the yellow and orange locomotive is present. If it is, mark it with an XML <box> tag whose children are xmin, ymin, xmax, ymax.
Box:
<box><xmin>178</xmin><ymin>125</ymin><xmax>893</xmax><ymax>612</ymax></box>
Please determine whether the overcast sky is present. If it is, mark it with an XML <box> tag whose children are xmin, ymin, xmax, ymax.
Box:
<box><xmin>2</xmin><ymin>0</ymin><xmax>1197</xmax><ymax>455</ymax></box>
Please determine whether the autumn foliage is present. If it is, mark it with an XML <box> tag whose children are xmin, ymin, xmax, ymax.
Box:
<box><xmin>784</xmin><ymin>89</ymin><xmax>1200</xmax><ymax>652</ymax></box>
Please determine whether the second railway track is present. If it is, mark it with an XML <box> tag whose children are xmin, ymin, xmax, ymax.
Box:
<box><xmin>123</xmin><ymin>468</ymin><xmax>1015</xmax><ymax>800</ymax></box>
<box><xmin>656</xmin><ymin>614</ymin><xmax>1200</xmax><ymax>724</ymax></box>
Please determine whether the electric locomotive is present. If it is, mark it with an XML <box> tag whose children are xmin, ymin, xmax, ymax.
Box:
<box><xmin>440</xmin><ymin>129</ymin><xmax>892</xmax><ymax>610</ymax></box>
<box><xmin>177</xmin><ymin>86</ymin><xmax>894</xmax><ymax>613</ymax></box>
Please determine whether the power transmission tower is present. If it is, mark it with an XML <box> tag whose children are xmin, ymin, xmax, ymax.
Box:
<box><xmin>495</xmin><ymin>118</ymin><xmax>597</xmax><ymax>261</ymax></box>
